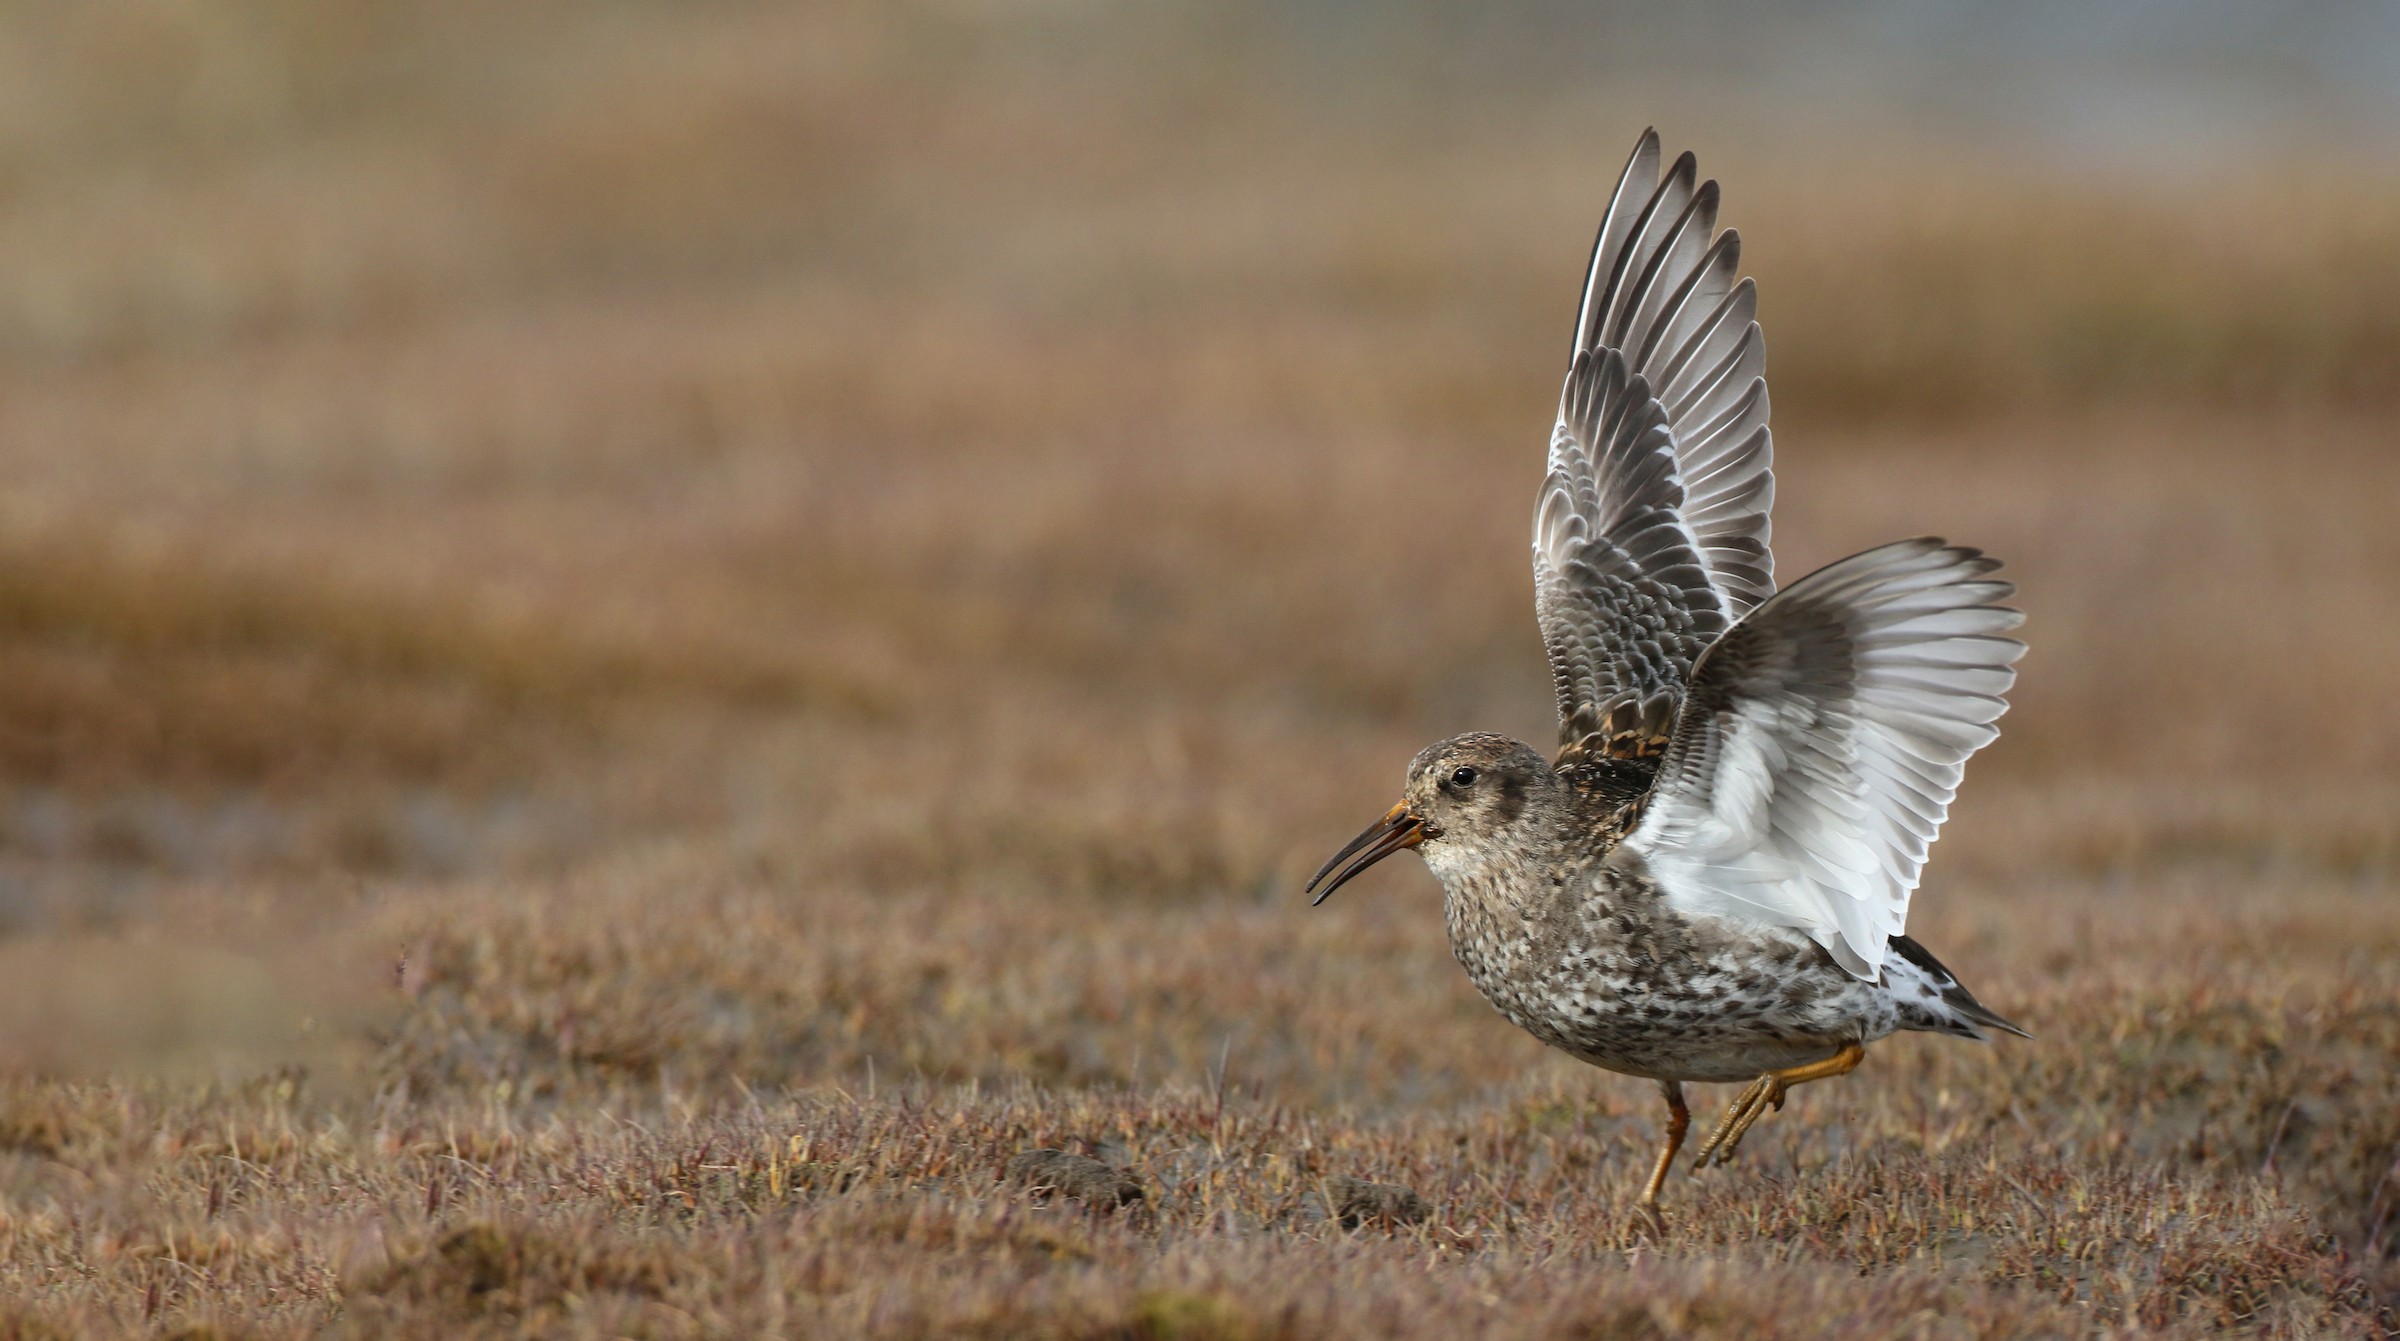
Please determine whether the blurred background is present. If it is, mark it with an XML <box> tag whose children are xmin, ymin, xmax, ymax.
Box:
<box><xmin>0</xmin><ymin>0</ymin><xmax>2395</xmax><ymax>1099</ymax></box>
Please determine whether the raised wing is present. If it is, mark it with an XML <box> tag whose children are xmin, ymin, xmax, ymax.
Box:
<box><xmin>1539</xmin><ymin>129</ymin><xmax>1775</xmax><ymax>766</ymax></box>
<box><xmin>1615</xmin><ymin>539</ymin><xmax>2025</xmax><ymax>980</ymax></box>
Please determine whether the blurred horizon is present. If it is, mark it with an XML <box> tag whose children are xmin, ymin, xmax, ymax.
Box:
<box><xmin>1269</xmin><ymin>0</ymin><xmax>2400</xmax><ymax>166</ymax></box>
<box><xmin>1</xmin><ymin>2</ymin><xmax>2395</xmax><ymax>403</ymax></box>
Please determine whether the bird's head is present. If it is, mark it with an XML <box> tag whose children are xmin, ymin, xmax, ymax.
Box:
<box><xmin>1305</xmin><ymin>733</ymin><xmax>1556</xmax><ymax>903</ymax></box>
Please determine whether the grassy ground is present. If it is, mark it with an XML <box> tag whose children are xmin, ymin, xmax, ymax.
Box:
<box><xmin>2</xmin><ymin>3</ymin><xmax>2397</xmax><ymax>1336</ymax></box>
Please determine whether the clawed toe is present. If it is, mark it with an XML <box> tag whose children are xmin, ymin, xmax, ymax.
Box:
<box><xmin>1693</xmin><ymin>1074</ymin><xmax>1785</xmax><ymax>1167</ymax></box>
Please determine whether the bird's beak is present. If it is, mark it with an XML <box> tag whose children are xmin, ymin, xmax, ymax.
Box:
<box><xmin>1305</xmin><ymin>801</ymin><xmax>1425</xmax><ymax>905</ymax></box>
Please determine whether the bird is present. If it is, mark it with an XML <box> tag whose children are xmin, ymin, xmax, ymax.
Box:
<box><xmin>1304</xmin><ymin>128</ymin><xmax>2028</xmax><ymax>1218</ymax></box>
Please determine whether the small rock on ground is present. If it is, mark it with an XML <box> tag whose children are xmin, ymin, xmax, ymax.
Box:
<box><xmin>1004</xmin><ymin>1149</ymin><xmax>1145</xmax><ymax>1208</ymax></box>
<box><xmin>1330</xmin><ymin>1176</ymin><xmax>1430</xmax><ymax>1228</ymax></box>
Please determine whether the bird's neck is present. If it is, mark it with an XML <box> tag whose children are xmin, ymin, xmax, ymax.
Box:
<box><xmin>1425</xmin><ymin>779</ymin><xmax>1622</xmax><ymax>917</ymax></box>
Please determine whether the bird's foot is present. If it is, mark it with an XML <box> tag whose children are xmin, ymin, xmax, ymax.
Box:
<box><xmin>1691</xmin><ymin>1042</ymin><xmax>1868</xmax><ymax>1169</ymax></box>
<box><xmin>1693</xmin><ymin>1074</ymin><xmax>1786</xmax><ymax>1167</ymax></box>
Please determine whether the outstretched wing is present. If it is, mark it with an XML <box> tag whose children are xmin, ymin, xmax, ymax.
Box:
<box><xmin>1614</xmin><ymin>539</ymin><xmax>2025</xmax><ymax>980</ymax></box>
<box><xmin>1539</xmin><ymin>129</ymin><xmax>1776</xmax><ymax>766</ymax></box>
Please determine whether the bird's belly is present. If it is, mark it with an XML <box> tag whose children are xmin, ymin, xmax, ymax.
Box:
<box><xmin>1568</xmin><ymin>1030</ymin><xmax>1852</xmax><ymax>1084</ymax></box>
<box><xmin>1451</xmin><ymin>930</ymin><xmax>1890</xmax><ymax>1083</ymax></box>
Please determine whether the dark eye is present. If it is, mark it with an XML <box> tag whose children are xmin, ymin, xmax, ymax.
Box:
<box><xmin>1449</xmin><ymin>766</ymin><xmax>1479</xmax><ymax>788</ymax></box>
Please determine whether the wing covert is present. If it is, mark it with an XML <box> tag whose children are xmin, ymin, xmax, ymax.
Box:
<box><xmin>1537</xmin><ymin>351</ymin><xmax>1724</xmax><ymax>761</ymax></box>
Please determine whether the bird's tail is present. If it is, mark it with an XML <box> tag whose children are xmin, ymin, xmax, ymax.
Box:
<box><xmin>1887</xmin><ymin>934</ymin><xmax>2032</xmax><ymax>1041</ymax></box>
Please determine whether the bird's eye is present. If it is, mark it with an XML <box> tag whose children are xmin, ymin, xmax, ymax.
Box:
<box><xmin>1449</xmin><ymin>766</ymin><xmax>1479</xmax><ymax>788</ymax></box>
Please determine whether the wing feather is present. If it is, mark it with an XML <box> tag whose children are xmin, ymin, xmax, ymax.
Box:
<box><xmin>1615</xmin><ymin>539</ymin><xmax>2026</xmax><ymax>979</ymax></box>
<box><xmin>1538</xmin><ymin>131</ymin><xmax>1779</xmax><ymax>766</ymax></box>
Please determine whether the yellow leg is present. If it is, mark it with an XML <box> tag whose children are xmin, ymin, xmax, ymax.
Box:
<box><xmin>1637</xmin><ymin>1080</ymin><xmax>1690</xmax><ymax>1213</ymax></box>
<box><xmin>1693</xmin><ymin>1042</ymin><xmax>1865</xmax><ymax>1168</ymax></box>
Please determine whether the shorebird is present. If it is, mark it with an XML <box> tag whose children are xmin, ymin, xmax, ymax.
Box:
<box><xmin>1306</xmin><ymin>129</ymin><xmax>2027</xmax><ymax>1216</ymax></box>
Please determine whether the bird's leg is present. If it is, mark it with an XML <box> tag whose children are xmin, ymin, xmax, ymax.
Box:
<box><xmin>1634</xmin><ymin>1079</ymin><xmax>1690</xmax><ymax>1227</ymax></box>
<box><xmin>1694</xmin><ymin>1042</ymin><xmax>1865</xmax><ymax>1168</ymax></box>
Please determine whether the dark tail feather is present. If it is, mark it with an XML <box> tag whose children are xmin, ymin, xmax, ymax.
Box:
<box><xmin>1948</xmin><ymin>991</ymin><xmax>2034</xmax><ymax>1041</ymax></box>
<box><xmin>1889</xmin><ymin>934</ymin><xmax>2033</xmax><ymax>1040</ymax></box>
